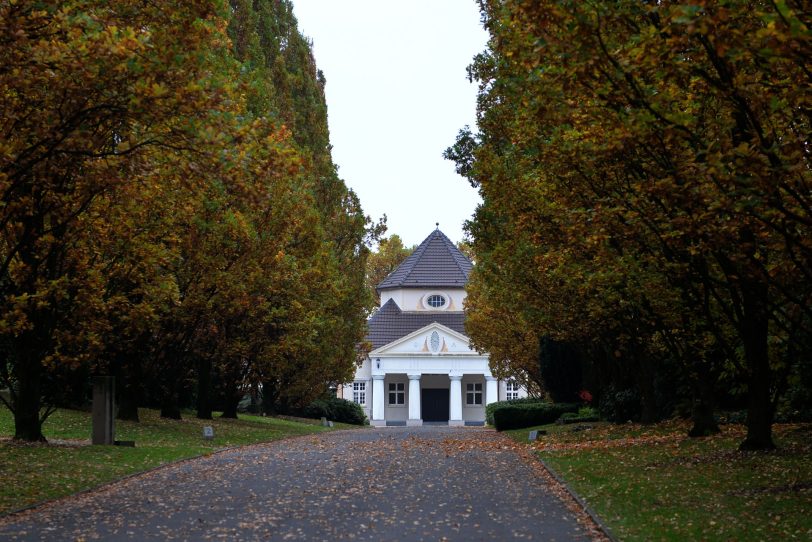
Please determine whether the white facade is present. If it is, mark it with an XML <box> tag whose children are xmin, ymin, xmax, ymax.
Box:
<box><xmin>379</xmin><ymin>288</ymin><xmax>467</xmax><ymax>313</ymax></box>
<box><xmin>343</xmin><ymin>285</ymin><xmax>527</xmax><ymax>426</ymax></box>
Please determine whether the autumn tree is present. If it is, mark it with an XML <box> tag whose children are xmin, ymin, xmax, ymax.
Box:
<box><xmin>450</xmin><ymin>0</ymin><xmax>811</xmax><ymax>449</ymax></box>
<box><xmin>365</xmin><ymin>234</ymin><xmax>413</xmax><ymax>308</ymax></box>
<box><xmin>0</xmin><ymin>0</ymin><xmax>242</xmax><ymax>440</ymax></box>
<box><xmin>193</xmin><ymin>0</ymin><xmax>380</xmax><ymax>416</ymax></box>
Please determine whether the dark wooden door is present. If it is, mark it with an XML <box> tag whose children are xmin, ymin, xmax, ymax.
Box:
<box><xmin>421</xmin><ymin>388</ymin><xmax>449</xmax><ymax>422</ymax></box>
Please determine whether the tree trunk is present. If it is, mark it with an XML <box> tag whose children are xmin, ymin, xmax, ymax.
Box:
<box><xmin>196</xmin><ymin>358</ymin><xmax>212</xmax><ymax>420</ymax></box>
<box><xmin>688</xmin><ymin>367</ymin><xmax>720</xmax><ymax>437</ymax></box>
<box><xmin>160</xmin><ymin>394</ymin><xmax>182</xmax><ymax>420</ymax></box>
<box><xmin>262</xmin><ymin>380</ymin><xmax>278</xmax><ymax>415</ymax></box>
<box><xmin>115</xmin><ymin>358</ymin><xmax>140</xmax><ymax>422</ymax></box>
<box><xmin>637</xmin><ymin>357</ymin><xmax>659</xmax><ymax>424</ymax></box>
<box><xmin>117</xmin><ymin>392</ymin><xmax>140</xmax><ymax>422</ymax></box>
<box><xmin>221</xmin><ymin>394</ymin><xmax>239</xmax><ymax>419</ymax></box>
<box><xmin>14</xmin><ymin>343</ymin><xmax>46</xmax><ymax>442</ymax></box>
<box><xmin>739</xmin><ymin>281</ymin><xmax>775</xmax><ymax>450</ymax></box>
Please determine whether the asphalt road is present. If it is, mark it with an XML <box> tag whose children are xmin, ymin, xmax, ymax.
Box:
<box><xmin>0</xmin><ymin>426</ymin><xmax>600</xmax><ymax>541</ymax></box>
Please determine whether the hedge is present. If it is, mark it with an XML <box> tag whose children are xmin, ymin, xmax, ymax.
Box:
<box><xmin>485</xmin><ymin>397</ymin><xmax>547</xmax><ymax>425</ymax></box>
<box><xmin>492</xmin><ymin>402</ymin><xmax>579</xmax><ymax>431</ymax></box>
<box><xmin>302</xmin><ymin>397</ymin><xmax>368</xmax><ymax>426</ymax></box>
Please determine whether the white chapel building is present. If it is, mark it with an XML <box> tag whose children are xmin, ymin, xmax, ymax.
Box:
<box><xmin>341</xmin><ymin>228</ymin><xmax>526</xmax><ymax>426</ymax></box>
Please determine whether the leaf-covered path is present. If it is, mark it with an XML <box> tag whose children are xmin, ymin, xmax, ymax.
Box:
<box><xmin>0</xmin><ymin>427</ymin><xmax>604</xmax><ymax>541</ymax></box>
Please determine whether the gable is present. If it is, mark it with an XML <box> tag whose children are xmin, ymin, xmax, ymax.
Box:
<box><xmin>370</xmin><ymin>322</ymin><xmax>479</xmax><ymax>357</ymax></box>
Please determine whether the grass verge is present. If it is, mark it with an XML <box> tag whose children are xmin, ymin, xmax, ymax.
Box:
<box><xmin>0</xmin><ymin>406</ymin><xmax>355</xmax><ymax>515</ymax></box>
<box><xmin>506</xmin><ymin>419</ymin><xmax>812</xmax><ymax>541</ymax></box>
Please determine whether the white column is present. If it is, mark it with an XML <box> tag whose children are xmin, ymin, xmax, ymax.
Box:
<box><xmin>407</xmin><ymin>373</ymin><xmax>422</xmax><ymax>426</ymax></box>
<box><xmin>449</xmin><ymin>375</ymin><xmax>463</xmax><ymax>426</ymax></box>
<box><xmin>485</xmin><ymin>375</ymin><xmax>499</xmax><ymax>405</ymax></box>
<box><xmin>372</xmin><ymin>375</ymin><xmax>385</xmax><ymax>426</ymax></box>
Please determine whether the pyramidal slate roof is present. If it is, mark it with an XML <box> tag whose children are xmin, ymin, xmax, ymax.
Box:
<box><xmin>377</xmin><ymin>228</ymin><xmax>473</xmax><ymax>291</ymax></box>
<box><xmin>366</xmin><ymin>299</ymin><xmax>467</xmax><ymax>350</ymax></box>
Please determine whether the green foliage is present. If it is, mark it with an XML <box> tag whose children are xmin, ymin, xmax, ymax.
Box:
<box><xmin>365</xmin><ymin>234</ymin><xmax>413</xmax><ymax>309</ymax></box>
<box><xmin>558</xmin><ymin>406</ymin><xmax>601</xmax><ymax>424</ymax></box>
<box><xmin>0</xmin><ymin>0</ymin><xmax>378</xmax><ymax>440</ymax></box>
<box><xmin>450</xmin><ymin>0</ymin><xmax>812</xmax><ymax>450</ymax></box>
<box><xmin>485</xmin><ymin>396</ymin><xmax>546</xmax><ymax>425</ymax></box>
<box><xmin>599</xmin><ymin>386</ymin><xmax>642</xmax><ymax>424</ymax></box>
<box><xmin>302</xmin><ymin>397</ymin><xmax>368</xmax><ymax>426</ymax></box>
<box><xmin>578</xmin><ymin>406</ymin><xmax>599</xmax><ymax>418</ymax></box>
<box><xmin>492</xmin><ymin>402</ymin><xmax>578</xmax><ymax>431</ymax></box>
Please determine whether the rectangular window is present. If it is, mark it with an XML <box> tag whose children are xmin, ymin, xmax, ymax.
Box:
<box><xmin>506</xmin><ymin>380</ymin><xmax>520</xmax><ymax>401</ymax></box>
<box><xmin>388</xmin><ymin>382</ymin><xmax>405</xmax><ymax>405</ymax></box>
<box><xmin>466</xmin><ymin>382</ymin><xmax>483</xmax><ymax>405</ymax></box>
<box><xmin>352</xmin><ymin>382</ymin><xmax>366</xmax><ymax>406</ymax></box>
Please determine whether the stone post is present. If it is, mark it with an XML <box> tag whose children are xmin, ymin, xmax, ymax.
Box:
<box><xmin>92</xmin><ymin>376</ymin><xmax>115</xmax><ymax>445</ymax></box>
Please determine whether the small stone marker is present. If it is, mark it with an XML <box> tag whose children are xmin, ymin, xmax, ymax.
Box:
<box><xmin>321</xmin><ymin>417</ymin><xmax>329</xmax><ymax>427</ymax></box>
<box><xmin>328</xmin><ymin>421</ymin><xmax>334</xmax><ymax>427</ymax></box>
<box><xmin>203</xmin><ymin>426</ymin><xmax>214</xmax><ymax>441</ymax></box>
<box><xmin>528</xmin><ymin>430</ymin><xmax>538</xmax><ymax>442</ymax></box>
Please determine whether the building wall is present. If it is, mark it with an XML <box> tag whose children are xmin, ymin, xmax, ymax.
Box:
<box><xmin>380</xmin><ymin>288</ymin><xmax>467</xmax><ymax>312</ymax></box>
<box><xmin>340</xmin><ymin>317</ymin><xmax>529</xmax><ymax>423</ymax></box>
<box><xmin>384</xmin><ymin>374</ymin><xmax>409</xmax><ymax>422</ymax></box>
<box><xmin>342</xmin><ymin>372</ymin><xmax>528</xmax><ymax>424</ymax></box>
<box><xmin>498</xmin><ymin>379</ymin><xmax>529</xmax><ymax>401</ymax></box>
<box><xmin>462</xmin><ymin>374</ymin><xmax>486</xmax><ymax>422</ymax></box>
<box><xmin>342</xmin><ymin>357</ymin><xmax>372</xmax><ymax>418</ymax></box>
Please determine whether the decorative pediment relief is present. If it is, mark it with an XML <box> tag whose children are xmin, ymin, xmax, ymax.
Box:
<box><xmin>369</xmin><ymin>323</ymin><xmax>476</xmax><ymax>356</ymax></box>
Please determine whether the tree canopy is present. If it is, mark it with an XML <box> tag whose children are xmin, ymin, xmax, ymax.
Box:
<box><xmin>365</xmin><ymin>234</ymin><xmax>414</xmax><ymax>309</ymax></box>
<box><xmin>1</xmin><ymin>0</ymin><xmax>378</xmax><ymax>440</ymax></box>
<box><xmin>449</xmin><ymin>0</ymin><xmax>811</xmax><ymax>450</ymax></box>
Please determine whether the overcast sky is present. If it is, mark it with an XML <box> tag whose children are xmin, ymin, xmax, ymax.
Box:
<box><xmin>291</xmin><ymin>1</ymin><xmax>488</xmax><ymax>247</ymax></box>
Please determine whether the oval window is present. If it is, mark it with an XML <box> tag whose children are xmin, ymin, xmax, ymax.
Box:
<box><xmin>427</xmin><ymin>294</ymin><xmax>446</xmax><ymax>308</ymax></box>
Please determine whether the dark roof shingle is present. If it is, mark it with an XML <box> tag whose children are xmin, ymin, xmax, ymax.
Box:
<box><xmin>377</xmin><ymin>229</ymin><xmax>473</xmax><ymax>291</ymax></box>
<box><xmin>366</xmin><ymin>299</ymin><xmax>466</xmax><ymax>350</ymax></box>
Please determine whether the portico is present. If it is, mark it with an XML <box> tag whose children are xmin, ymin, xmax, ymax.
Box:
<box><xmin>370</xmin><ymin>374</ymin><xmax>497</xmax><ymax>426</ymax></box>
<box><xmin>368</xmin><ymin>370</ymin><xmax>498</xmax><ymax>427</ymax></box>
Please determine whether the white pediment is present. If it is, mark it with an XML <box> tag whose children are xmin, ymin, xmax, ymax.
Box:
<box><xmin>370</xmin><ymin>322</ymin><xmax>479</xmax><ymax>357</ymax></box>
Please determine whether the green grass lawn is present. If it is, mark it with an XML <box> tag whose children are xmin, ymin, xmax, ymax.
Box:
<box><xmin>506</xmin><ymin>419</ymin><xmax>812</xmax><ymax>541</ymax></box>
<box><xmin>0</xmin><ymin>406</ymin><xmax>357</xmax><ymax>515</ymax></box>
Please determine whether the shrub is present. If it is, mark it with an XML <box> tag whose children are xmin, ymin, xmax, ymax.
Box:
<box><xmin>486</xmin><ymin>396</ymin><xmax>546</xmax><ymax>425</ymax></box>
<box><xmin>492</xmin><ymin>402</ymin><xmax>579</xmax><ymax>431</ymax></box>
<box><xmin>557</xmin><ymin>406</ymin><xmax>601</xmax><ymax>424</ymax></box>
<box><xmin>599</xmin><ymin>386</ymin><xmax>641</xmax><ymax>423</ymax></box>
<box><xmin>302</xmin><ymin>397</ymin><xmax>368</xmax><ymax>425</ymax></box>
<box><xmin>577</xmin><ymin>405</ymin><xmax>599</xmax><ymax>418</ymax></box>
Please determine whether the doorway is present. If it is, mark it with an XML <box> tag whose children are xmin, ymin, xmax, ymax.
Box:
<box><xmin>421</xmin><ymin>388</ymin><xmax>450</xmax><ymax>422</ymax></box>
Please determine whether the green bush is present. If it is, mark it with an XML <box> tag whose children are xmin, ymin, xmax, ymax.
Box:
<box><xmin>486</xmin><ymin>396</ymin><xmax>546</xmax><ymax>425</ymax></box>
<box><xmin>492</xmin><ymin>402</ymin><xmax>579</xmax><ymax>431</ymax></box>
<box><xmin>558</xmin><ymin>409</ymin><xmax>601</xmax><ymax>424</ymax></box>
<box><xmin>302</xmin><ymin>397</ymin><xmax>368</xmax><ymax>425</ymax></box>
<box><xmin>578</xmin><ymin>405</ymin><xmax>599</xmax><ymax>418</ymax></box>
<box><xmin>599</xmin><ymin>386</ymin><xmax>641</xmax><ymax>423</ymax></box>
